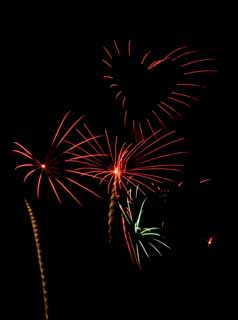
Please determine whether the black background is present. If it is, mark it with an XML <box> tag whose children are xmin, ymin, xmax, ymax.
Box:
<box><xmin>1</xmin><ymin>10</ymin><xmax>234</xmax><ymax>319</ymax></box>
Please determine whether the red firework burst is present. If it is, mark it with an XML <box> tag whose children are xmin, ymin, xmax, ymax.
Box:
<box><xmin>71</xmin><ymin>126</ymin><xmax>188</xmax><ymax>195</ymax></box>
<box><xmin>13</xmin><ymin>111</ymin><xmax>104</xmax><ymax>205</ymax></box>
<box><xmin>101</xmin><ymin>40</ymin><xmax>217</xmax><ymax>131</ymax></box>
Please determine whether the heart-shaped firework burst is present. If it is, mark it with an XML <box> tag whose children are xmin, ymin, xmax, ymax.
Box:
<box><xmin>100</xmin><ymin>40</ymin><xmax>217</xmax><ymax>133</ymax></box>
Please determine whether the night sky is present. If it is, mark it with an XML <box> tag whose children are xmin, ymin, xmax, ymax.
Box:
<box><xmin>1</xmin><ymin>15</ymin><xmax>232</xmax><ymax>319</ymax></box>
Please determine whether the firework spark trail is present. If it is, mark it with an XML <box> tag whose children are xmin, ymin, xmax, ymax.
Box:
<box><xmin>128</xmin><ymin>39</ymin><xmax>131</xmax><ymax>57</ymax></box>
<box><xmin>13</xmin><ymin>112</ymin><xmax>103</xmax><ymax>205</ymax></box>
<box><xmin>167</xmin><ymin>96</ymin><xmax>191</xmax><ymax>108</ymax></box>
<box><xmin>101</xmin><ymin>40</ymin><xmax>217</xmax><ymax>130</ymax></box>
<box><xmin>108</xmin><ymin>181</ymin><xmax>118</xmax><ymax>244</ymax></box>
<box><xmin>158</xmin><ymin>103</ymin><xmax>177</xmax><ymax>121</ymax></box>
<box><xmin>113</xmin><ymin>40</ymin><xmax>120</xmax><ymax>55</ymax></box>
<box><xmin>199</xmin><ymin>178</ymin><xmax>212</xmax><ymax>184</ymax></box>
<box><xmin>103</xmin><ymin>46</ymin><xmax>112</xmax><ymax>59</ymax></box>
<box><xmin>171</xmin><ymin>91</ymin><xmax>199</xmax><ymax>101</ymax></box>
<box><xmin>141</xmin><ymin>51</ymin><xmax>151</xmax><ymax>64</ymax></box>
<box><xmin>160</xmin><ymin>101</ymin><xmax>183</xmax><ymax>118</ymax></box>
<box><xmin>102</xmin><ymin>59</ymin><xmax>112</xmax><ymax>68</ymax></box>
<box><xmin>119</xmin><ymin>187</ymin><xmax>171</xmax><ymax>270</ymax></box>
<box><xmin>24</xmin><ymin>199</ymin><xmax>49</xmax><ymax>320</ymax></box>
<box><xmin>146</xmin><ymin>46</ymin><xmax>188</xmax><ymax>70</ymax></box>
<box><xmin>184</xmin><ymin>69</ymin><xmax>218</xmax><ymax>75</ymax></box>
<box><xmin>171</xmin><ymin>50</ymin><xmax>198</xmax><ymax>61</ymax></box>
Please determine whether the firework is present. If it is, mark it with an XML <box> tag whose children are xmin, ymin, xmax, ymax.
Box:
<box><xmin>25</xmin><ymin>198</ymin><xmax>49</xmax><ymax>320</ymax></box>
<box><xmin>207</xmin><ymin>235</ymin><xmax>216</xmax><ymax>247</ymax></box>
<box><xmin>101</xmin><ymin>40</ymin><xmax>217</xmax><ymax>131</ymax></box>
<box><xmin>70</xmin><ymin>126</ymin><xmax>187</xmax><ymax>243</ymax></box>
<box><xmin>76</xmin><ymin>127</ymin><xmax>187</xmax><ymax>195</ymax></box>
<box><xmin>199</xmin><ymin>178</ymin><xmax>212</xmax><ymax>185</ymax></box>
<box><xmin>13</xmin><ymin>111</ymin><xmax>104</xmax><ymax>205</ymax></box>
<box><xmin>119</xmin><ymin>187</ymin><xmax>171</xmax><ymax>270</ymax></box>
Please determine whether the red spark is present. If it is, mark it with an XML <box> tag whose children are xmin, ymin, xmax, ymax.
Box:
<box><xmin>152</xmin><ymin>110</ymin><xmax>166</xmax><ymax>129</ymax></box>
<box><xmin>178</xmin><ymin>181</ymin><xmax>184</xmax><ymax>188</ymax></box>
<box><xmin>128</xmin><ymin>39</ymin><xmax>131</xmax><ymax>57</ymax></box>
<box><xmin>113</xmin><ymin>40</ymin><xmax>120</xmax><ymax>55</ymax></box>
<box><xmin>122</xmin><ymin>96</ymin><xmax>127</xmax><ymax>109</ymax></box>
<box><xmin>103</xmin><ymin>46</ymin><xmax>112</xmax><ymax>59</ymax></box>
<box><xmin>159</xmin><ymin>101</ymin><xmax>181</xmax><ymax>120</ymax></box>
<box><xmin>121</xmin><ymin>216</ymin><xmax>138</xmax><ymax>266</ymax></box>
<box><xmin>181</xmin><ymin>58</ymin><xmax>217</xmax><ymax>68</ymax></box>
<box><xmin>177</xmin><ymin>83</ymin><xmax>206</xmax><ymax>88</ymax></box>
<box><xmin>167</xmin><ymin>96</ymin><xmax>191</xmax><ymax>108</ymax></box>
<box><xmin>147</xmin><ymin>59</ymin><xmax>164</xmax><ymax>71</ymax></box>
<box><xmin>184</xmin><ymin>69</ymin><xmax>218</xmax><ymax>75</ymax></box>
<box><xmin>102</xmin><ymin>59</ymin><xmax>112</xmax><ymax>68</ymax></box>
<box><xmin>123</xmin><ymin>110</ymin><xmax>127</xmax><ymax>127</ymax></box>
<box><xmin>161</xmin><ymin>46</ymin><xmax>188</xmax><ymax>60</ymax></box>
<box><xmin>103</xmin><ymin>75</ymin><xmax>113</xmax><ymax>80</ymax></box>
<box><xmin>141</xmin><ymin>51</ymin><xmax>151</xmax><ymax>64</ymax></box>
<box><xmin>115</xmin><ymin>90</ymin><xmax>122</xmax><ymax>100</ymax></box>
<box><xmin>171</xmin><ymin>50</ymin><xmax>198</xmax><ymax>62</ymax></box>
<box><xmin>199</xmin><ymin>178</ymin><xmax>211</xmax><ymax>184</ymax></box>
<box><xmin>110</xmin><ymin>83</ymin><xmax>119</xmax><ymax>88</ymax></box>
<box><xmin>171</xmin><ymin>91</ymin><xmax>199</xmax><ymax>102</ymax></box>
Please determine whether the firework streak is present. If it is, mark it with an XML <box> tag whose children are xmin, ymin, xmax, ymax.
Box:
<box><xmin>24</xmin><ymin>198</ymin><xmax>49</xmax><ymax>320</ymax></box>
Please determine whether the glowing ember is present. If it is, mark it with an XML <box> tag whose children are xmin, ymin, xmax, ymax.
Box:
<box><xmin>207</xmin><ymin>235</ymin><xmax>216</xmax><ymax>247</ymax></box>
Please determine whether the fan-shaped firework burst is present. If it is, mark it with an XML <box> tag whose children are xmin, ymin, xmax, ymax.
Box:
<box><xmin>101</xmin><ymin>40</ymin><xmax>217</xmax><ymax>131</ymax></box>
<box><xmin>13</xmin><ymin>111</ymin><xmax>104</xmax><ymax>205</ymax></box>
<box><xmin>119</xmin><ymin>187</ymin><xmax>171</xmax><ymax>270</ymax></box>
<box><xmin>76</xmin><ymin>127</ymin><xmax>187</xmax><ymax>195</ymax></box>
